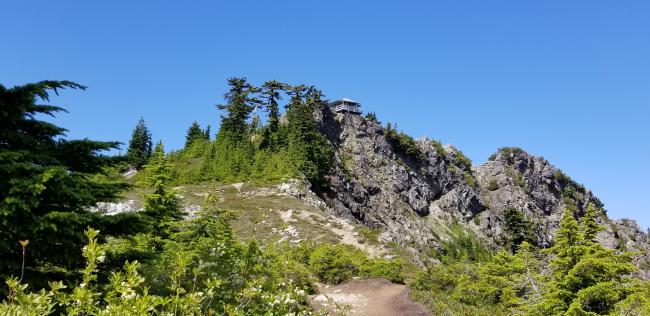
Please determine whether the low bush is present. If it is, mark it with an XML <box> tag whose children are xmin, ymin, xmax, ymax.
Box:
<box><xmin>361</xmin><ymin>258</ymin><xmax>404</xmax><ymax>284</ymax></box>
<box><xmin>307</xmin><ymin>243</ymin><xmax>405</xmax><ymax>285</ymax></box>
<box><xmin>487</xmin><ymin>179</ymin><xmax>499</xmax><ymax>191</ymax></box>
<box><xmin>308</xmin><ymin>244</ymin><xmax>365</xmax><ymax>284</ymax></box>
<box><xmin>455</xmin><ymin>151</ymin><xmax>472</xmax><ymax>170</ymax></box>
<box><xmin>384</xmin><ymin>123</ymin><xmax>425</xmax><ymax>160</ymax></box>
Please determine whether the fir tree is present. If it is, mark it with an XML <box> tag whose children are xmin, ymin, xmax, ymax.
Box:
<box><xmin>503</xmin><ymin>208</ymin><xmax>536</xmax><ymax>252</ymax></box>
<box><xmin>126</xmin><ymin>117</ymin><xmax>152</xmax><ymax>168</ymax></box>
<box><xmin>142</xmin><ymin>142</ymin><xmax>183</xmax><ymax>233</ymax></box>
<box><xmin>184</xmin><ymin>121</ymin><xmax>206</xmax><ymax>147</ymax></box>
<box><xmin>204</xmin><ymin>125</ymin><xmax>211</xmax><ymax>141</ymax></box>
<box><xmin>285</xmin><ymin>86</ymin><xmax>333</xmax><ymax>187</ymax></box>
<box><xmin>204</xmin><ymin>78</ymin><xmax>261</xmax><ymax>180</ymax></box>
<box><xmin>216</xmin><ymin>77</ymin><xmax>261</xmax><ymax>142</ymax></box>
<box><xmin>260</xmin><ymin>80</ymin><xmax>288</xmax><ymax>133</ymax></box>
<box><xmin>0</xmin><ymin>81</ymin><xmax>142</xmax><ymax>292</ymax></box>
<box><xmin>535</xmin><ymin>206</ymin><xmax>636</xmax><ymax>315</ymax></box>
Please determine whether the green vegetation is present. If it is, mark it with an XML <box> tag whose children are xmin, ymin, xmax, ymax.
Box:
<box><xmin>355</xmin><ymin>226</ymin><xmax>381</xmax><ymax>244</ymax></box>
<box><xmin>487</xmin><ymin>179</ymin><xmax>499</xmax><ymax>191</ymax></box>
<box><xmin>384</xmin><ymin>122</ymin><xmax>424</xmax><ymax>160</ymax></box>
<box><xmin>0</xmin><ymin>81</ymin><xmax>142</xmax><ymax>294</ymax></box>
<box><xmin>184</xmin><ymin>120</ymin><xmax>209</xmax><ymax>148</ymax></box>
<box><xmin>502</xmin><ymin>208</ymin><xmax>536</xmax><ymax>252</ymax></box>
<box><xmin>437</xmin><ymin>224</ymin><xmax>491</xmax><ymax>264</ymax></box>
<box><xmin>454</xmin><ymin>150</ymin><xmax>472</xmax><ymax>170</ymax></box>
<box><xmin>3</xmin><ymin>79</ymin><xmax>649</xmax><ymax>315</ymax></box>
<box><xmin>167</xmin><ymin>78</ymin><xmax>334</xmax><ymax>188</ymax></box>
<box><xmin>308</xmin><ymin>244</ymin><xmax>403</xmax><ymax>284</ymax></box>
<box><xmin>413</xmin><ymin>204</ymin><xmax>650</xmax><ymax>315</ymax></box>
<box><xmin>464</xmin><ymin>171</ymin><xmax>476</xmax><ymax>188</ymax></box>
<box><xmin>431</xmin><ymin>139</ymin><xmax>446</xmax><ymax>158</ymax></box>
<box><xmin>364</xmin><ymin>111</ymin><xmax>378</xmax><ymax>122</ymax></box>
<box><xmin>488</xmin><ymin>146</ymin><xmax>525</xmax><ymax>162</ymax></box>
<box><xmin>126</xmin><ymin>117</ymin><xmax>153</xmax><ymax>169</ymax></box>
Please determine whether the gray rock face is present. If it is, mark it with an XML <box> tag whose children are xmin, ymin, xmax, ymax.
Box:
<box><xmin>310</xmin><ymin>106</ymin><xmax>649</xmax><ymax>268</ymax></box>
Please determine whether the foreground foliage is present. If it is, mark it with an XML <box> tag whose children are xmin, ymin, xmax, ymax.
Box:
<box><xmin>412</xmin><ymin>204</ymin><xmax>650</xmax><ymax>315</ymax></box>
<box><xmin>0</xmin><ymin>81</ymin><xmax>143</xmax><ymax>294</ymax></box>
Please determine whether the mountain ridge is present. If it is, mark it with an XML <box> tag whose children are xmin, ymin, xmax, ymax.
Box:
<box><xmin>304</xmin><ymin>106</ymin><xmax>649</xmax><ymax>272</ymax></box>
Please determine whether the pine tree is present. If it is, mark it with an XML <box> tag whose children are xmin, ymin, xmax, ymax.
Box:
<box><xmin>581</xmin><ymin>203</ymin><xmax>603</xmax><ymax>244</ymax></box>
<box><xmin>184</xmin><ymin>121</ymin><xmax>206</xmax><ymax>147</ymax></box>
<box><xmin>0</xmin><ymin>81</ymin><xmax>143</xmax><ymax>292</ymax></box>
<box><xmin>535</xmin><ymin>205</ymin><xmax>637</xmax><ymax>315</ymax></box>
<box><xmin>216</xmin><ymin>77</ymin><xmax>261</xmax><ymax>142</ymax></box>
<box><xmin>142</xmin><ymin>142</ymin><xmax>183</xmax><ymax>233</ymax></box>
<box><xmin>285</xmin><ymin>86</ymin><xmax>333</xmax><ymax>187</ymax></box>
<box><xmin>260</xmin><ymin>80</ymin><xmax>288</xmax><ymax>133</ymax></box>
<box><xmin>503</xmin><ymin>208</ymin><xmax>536</xmax><ymax>253</ymax></box>
<box><xmin>126</xmin><ymin>117</ymin><xmax>152</xmax><ymax>168</ymax></box>
<box><xmin>205</xmin><ymin>78</ymin><xmax>261</xmax><ymax>180</ymax></box>
<box><xmin>204</xmin><ymin>125</ymin><xmax>211</xmax><ymax>141</ymax></box>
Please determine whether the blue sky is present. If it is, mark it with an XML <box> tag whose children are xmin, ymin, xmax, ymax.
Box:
<box><xmin>2</xmin><ymin>1</ymin><xmax>649</xmax><ymax>228</ymax></box>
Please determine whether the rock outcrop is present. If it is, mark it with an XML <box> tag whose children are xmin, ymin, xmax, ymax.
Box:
<box><xmin>309</xmin><ymin>106</ymin><xmax>649</xmax><ymax>268</ymax></box>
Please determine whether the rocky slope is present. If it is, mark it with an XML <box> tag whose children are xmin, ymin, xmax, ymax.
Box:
<box><xmin>308</xmin><ymin>106</ymin><xmax>649</xmax><ymax>269</ymax></box>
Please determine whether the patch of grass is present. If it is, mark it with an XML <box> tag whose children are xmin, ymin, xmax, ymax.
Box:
<box><xmin>355</xmin><ymin>226</ymin><xmax>382</xmax><ymax>244</ymax></box>
<box><xmin>455</xmin><ymin>151</ymin><xmax>472</xmax><ymax>170</ymax></box>
<box><xmin>505</xmin><ymin>167</ymin><xmax>528</xmax><ymax>192</ymax></box>
<box><xmin>431</xmin><ymin>140</ymin><xmax>446</xmax><ymax>158</ymax></box>
<box><xmin>487</xmin><ymin>179</ymin><xmax>499</xmax><ymax>191</ymax></box>
<box><xmin>488</xmin><ymin>147</ymin><xmax>525</xmax><ymax>162</ymax></box>
<box><xmin>464</xmin><ymin>171</ymin><xmax>476</xmax><ymax>188</ymax></box>
<box><xmin>384</xmin><ymin>123</ymin><xmax>425</xmax><ymax>160</ymax></box>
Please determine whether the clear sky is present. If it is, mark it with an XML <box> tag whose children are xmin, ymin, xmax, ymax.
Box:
<box><xmin>2</xmin><ymin>1</ymin><xmax>649</xmax><ymax>229</ymax></box>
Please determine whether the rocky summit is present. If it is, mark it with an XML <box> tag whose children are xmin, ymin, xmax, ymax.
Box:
<box><xmin>302</xmin><ymin>106</ymin><xmax>649</xmax><ymax>270</ymax></box>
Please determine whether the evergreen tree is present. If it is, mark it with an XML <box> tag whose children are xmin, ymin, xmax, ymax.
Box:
<box><xmin>260</xmin><ymin>80</ymin><xmax>288</xmax><ymax>133</ymax></box>
<box><xmin>581</xmin><ymin>203</ymin><xmax>603</xmax><ymax>244</ymax></box>
<box><xmin>535</xmin><ymin>205</ymin><xmax>636</xmax><ymax>315</ymax></box>
<box><xmin>0</xmin><ymin>81</ymin><xmax>142</xmax><ymax>292</ymax></box>
<box><xmin>142</xmin><ymin>142</ymin><xmax>183</xmax><ymax>233</ymax></box>
<box><xmin>204</xmin><ymin>125</ymin><xmax>211</xmax><ymax>141</ymax></box>
<box><xmin>285</xmin><ymin>86</ymin><xmax>333</xmax><ymax>187</ymax></box>
<box><xmin>184</xmin><ymin>121</ymin><xmax>206</xmax><ymax>147</ymax></box>
<box><xmin>503</xmin><ymin>208</ymin><xmax>536</xmax><ymax>252</ymax></box>
<box><xmin>216</xmin><ymin>77</ymin><xmax>261</xmax><ymax>142</ymax></box>
<box><xmin>204</xmin><ymin>78</ymin><xmax>261</xmax><ymax>180</ymax></box>
<box><xmin>126</xmin><ymin>117</ymin><xmax>152</xmax><ymax>168</ymax></box>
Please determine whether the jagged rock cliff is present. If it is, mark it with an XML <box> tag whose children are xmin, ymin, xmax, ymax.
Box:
<box><xmin>310</xmin><ymin>107</ymin><xmax>649</xmax><ymax>268</ymax></box>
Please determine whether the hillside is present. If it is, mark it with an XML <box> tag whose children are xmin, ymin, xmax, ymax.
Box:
<box><xmin>3</xmin><ymin>79</ymin><xmax>650</xmax><ymax>315</ymax></box>
<box><xmin>312</xmin><ymin>109</ymin><xmax>649</xmax><ymax>271</ymax></box>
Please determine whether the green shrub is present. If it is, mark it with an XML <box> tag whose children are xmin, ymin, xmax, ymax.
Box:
<box><xmin>308</xmin><ymin>244</ymin><xmax>365</xmax><ymax>284</ymax></box>
<box><xmin>487</xmin><ymin>179</ymin><xmax>499</xmax><ymax>191</ymax></box>
<box><xmin>431</xmin><ymin>140</ymin><xmax>446</xmax><ymax>158</ymax></box>
<box><xmin>365</xmin><ymin>112</ymin><xmax>378</xmax><ymax>122</ymax></box>
<box><xmin>361</xmin><ymin>258</ymin><xmax>404</xmax><ymax>284</ymax></box>
<box><xmin>439</xmin><ymin>224</ymin><xmax>491</xmax><ymax>264</ymax></box>
<box><xmin>464</xmin><ymin>171</ymin><xmax>476</xmax><ymax>188</ymax></box>
<box><xmin>384</xmin><ymin>123</ymin><xmax>425</xmax><ymax>160</ymax></box>
<box><xmin>455</xmin><ymin>151</ymin><xmax>472</xmax><ymax>170</ymax></box>
<box><xmin>488</xmin><ymin>147</ymin><xmax>525</xmax><ymax>162</ymax></box>
<box><xmin>355</xmin><ymin>226</ymin><xmax>381</xmax><ymax>244</ymax></box>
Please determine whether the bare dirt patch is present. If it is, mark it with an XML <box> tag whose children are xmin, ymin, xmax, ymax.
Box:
<box><xmin>310</xmin><ymin>278</ymin><xmax>430</xmax><ymax>316</ymax></box>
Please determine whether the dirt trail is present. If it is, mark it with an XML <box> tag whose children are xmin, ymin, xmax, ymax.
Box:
<box><xmin>310</xmin><ymin>279</ymin><xmax>430</xmax><ymax>316</ymax></box>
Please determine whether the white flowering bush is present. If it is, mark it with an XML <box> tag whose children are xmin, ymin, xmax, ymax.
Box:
<box><xmin>1</xmin><ymin>228</ymin><xmax>210</xmax><ymax>315</ymax></box>
<box><xmin>1</xmin><ymin>221</ymin><xmax>315</xmax><ymax>315</ymax></box>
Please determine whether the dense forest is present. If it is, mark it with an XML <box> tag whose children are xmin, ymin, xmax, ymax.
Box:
<box><xmin>1</xmin><ymin>79</ymin><xmax>649</xmax><ymax>315</ymax></box>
